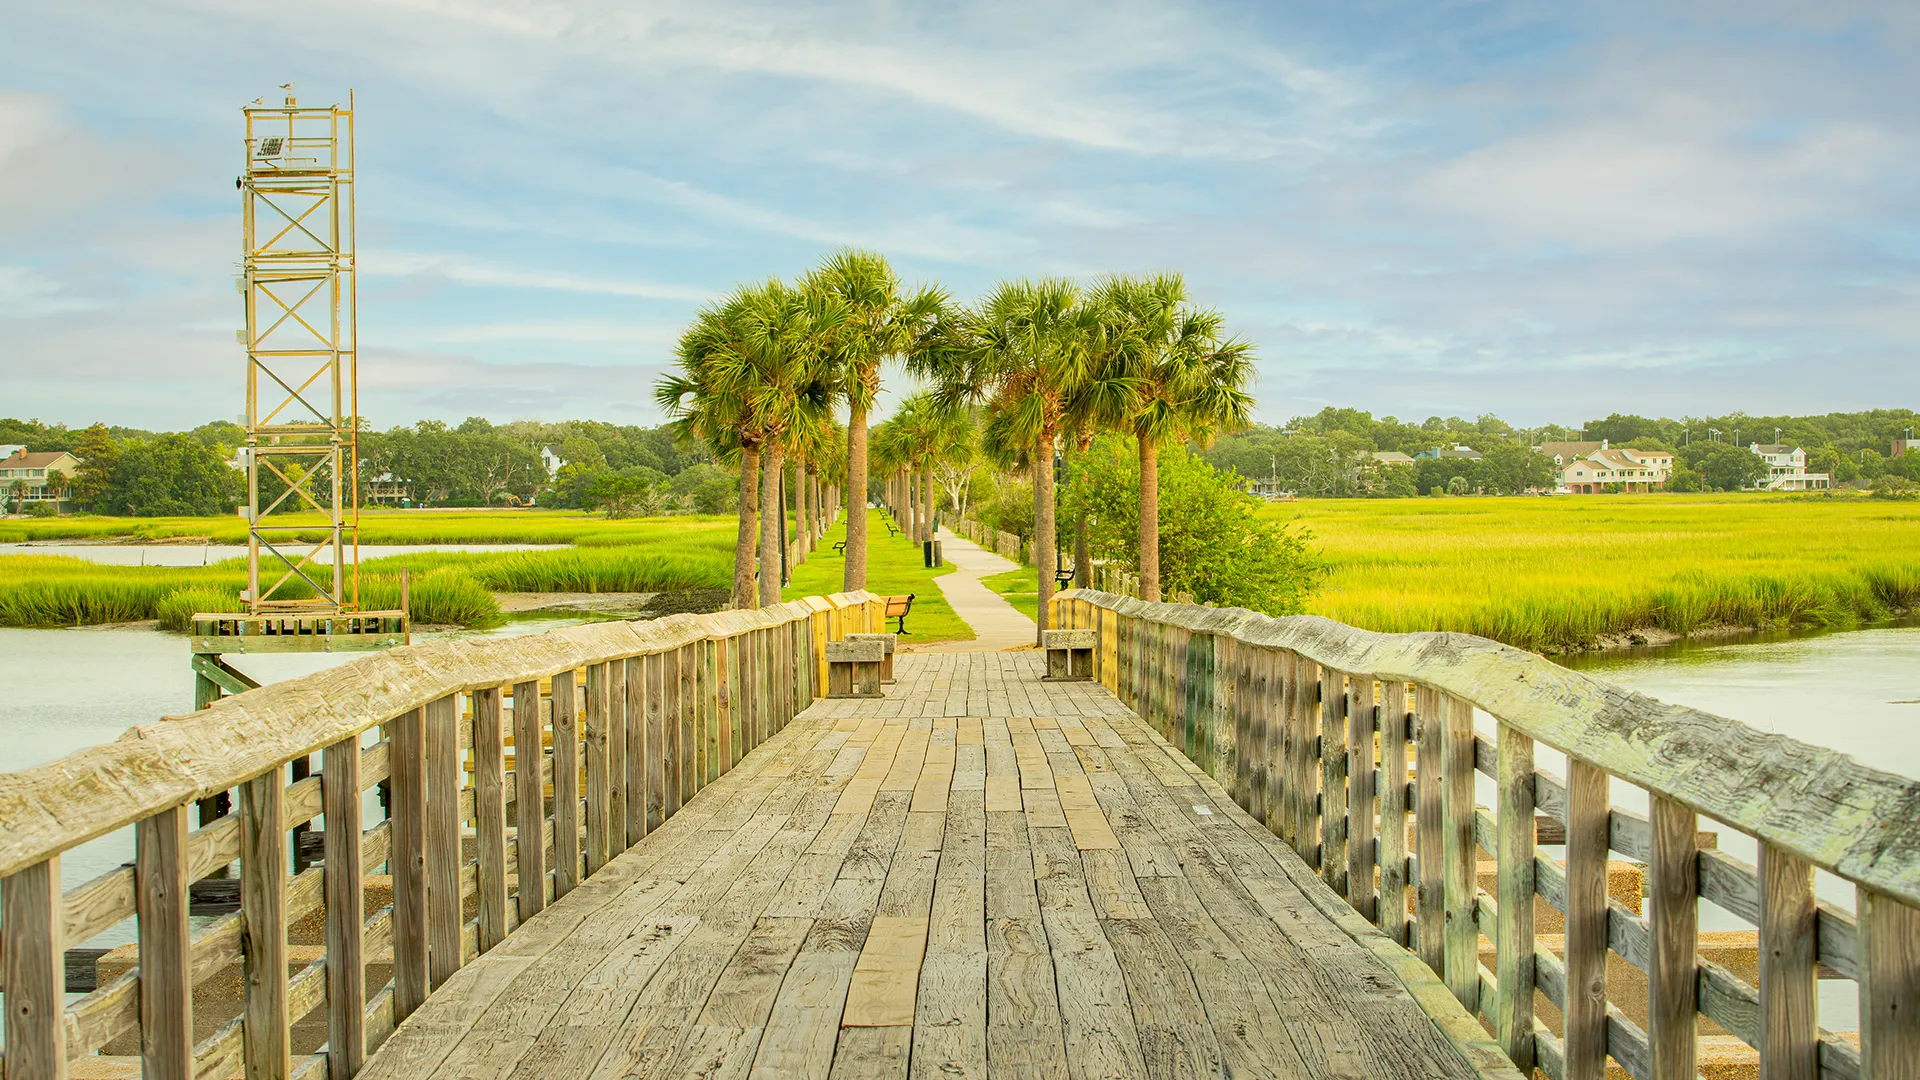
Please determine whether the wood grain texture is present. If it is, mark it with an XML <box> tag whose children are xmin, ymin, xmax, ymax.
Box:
<box><xmin>4</xmin><ymin>856</ymin><xmax>66</xmax><ymax>1080</ymax></box>
<box><xmin>512</xmin><ymin>680</ymin><xmax>548</xmax><ymax>924</ymax></box>
<box><xmin>585</xmin><ymin>662</ymin><xmax>611</xmax><ymax>875</ymax></box>
<box><xmin>1378</xmin><ymin>680</ymin><xmax>1410</xmax><ymax>945</ymax></box>
<box><xmin>1320</xmin><ymin>665</ymin><xmax>1348</xmax><ymax>894</ymax></box>
<box><xmin>242</xmin><ymin>769</ymin><xmax>291</xmax><ymax>1080</ymax></box>
<box><xmin>137</xmin><ymin>805</ymin><xmax>192</xmax><ymax>1080</ymax></box>
<box><xmin>474</xmin><ymin>686</ymin><xmax>509</xmax><ymax>953</ymax></box>
<box><xmin>1442</xmin><ymin>693</ymin><xmax>1478</xmax><ymax>1011</ymax></box>
<box><xmin>551</xmin><ymin>669</ymin><xmax>581</xmax><ymax>898</ymax></box>
<box><xmin>323</xmin><ymin>734</ymin><xmax>366</xmax><ymax>1080</ymax></box>
<box><xmin>1562</xmin><ymin>758</ymin><xmax>1609</xmax><ymax>1080</ymax></box>
<box><xmin>389</xmin><ymin>707</ymin><xmax>429</xmax><ymax>1020</ymax></box>
<box><xmin>1857</xmin><ymin>885</ymin><xmax>1920</xmax><ymax>1080</ymax></box>
<box><xmin>1415</xmin><ymin>685</ymin><xmax>1445</xmax><ymax>974</ymax></box>
<box><xmin>1494</xmin><ymin>726</ymin><xmax>1534</xmax><ymax>1071</ymax></box>
<box><xmin>424</xmin><ymin>692</ymin><xmax>462</xmax><ymax>990</ymax></box>
<box><xmin>1347</xmin><ymin>674</ymin><xmax>1376</xmax><ymax>921</ymax></box>
<box><xmin>1758</xmin><ymin>842</ymin><xmax>1815</xmax><ymax>1080</ymax></box>
<box><xmin>1648</xmin><ymin>795</ymin><xmax>1698</xmax><ymax>1080</ymax></box>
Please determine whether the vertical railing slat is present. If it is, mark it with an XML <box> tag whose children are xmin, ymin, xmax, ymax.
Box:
<box><xmin>241</xmin><ymin>768</ymin><xmax>290</xmax><ymax>1079</ymax></box>
<box><xmin>3</xmin><ymin>856</ymin><xmax>66</xmax><ymax>1080</ymax></box>
<box><xmin>1495</xmin><ymin>725</ymin><xmax>1534</xmax><ymax>1071</ymax></box>
<box><xmin>1377</xmin><ymin>681</ymin><xmax>1409</xmax><ymax>945</ymax></box>
<box><xmin>1441</xmin><ymin>693</ymin><xmax>1477</xmax><ymax>1010</ymax></box>
<box><xmin>424</xmin><ymin>692</ymin><xmax>461</xmax><ymax>988</ymax></box>
<box><xmin>474</xmin><ymin>686</ymin><xmax>509</xmax><ymax>953</ymax></box>
<box><xmin>1856</xmin><ymin>885</ymin><xmax>1920</xmax><ymax>1080</ymax></box>
<box><xmin>608</xmin><ymin>658</ymin><xmax>629</xmax><ymax>852</ymax></box>
<box><xmin>584</xmin><ymin>662</ymin><xmax>611</xmax><ymax>875</ymax></box>
<box><xmin>1413</xmin><ymin>686</ymin><xmax>1445</xmax><ymax>972</ymax></box>
<box><xmin>1758</xmin><ymin>843</ymin><xmax>1815</xmax><ymax>1080</ymax></box>
<box><xmin>648</xmin><ymin>650</ymin><xmax>668</xmax><ymax>832</ymax></box>
<box><xmin>1296</xmin><ymin>657</ymin><xmax>1322</xmax><ymax>867</ymax></box>
<box><xmin>512</xmin><ymin>679</ymin><xmax>547</xmax><ymax>923</ymax></box>
<box><xmin>1562</xmin><ymin>759</ymin><xmax>1609</xmax><ymax>1080</ymax></box>
<box><xmin>390</xmin><ymin>706</ymin><xmax>428</xmax><ymax>1020</ymax></box>
<box><xmin>137</xmin><ymin>805</ymin><xmax>192</xmax><ymax>1080</ymax></box>
<box><xmin>678</xmin><ymin>642</ymin><xmax>697</xmax><ymax>811</ymax></box>
<box><xmin>323</xmin><ymin>733</ymin><xmax>366</xmax><ymax>1080</ymax></box>
<box><xmin>1320</xmin><ymin>666</ymin><xmax>1348</xmax><ymax>895</ymax></box>
<box><xmin>1346</xmin><ymin>675</ymin><xmax>1376</xmax><ymax>921</ymax></box>
<box><xmin>1648</xmin><ymin>795</ymin><xmax>1698</xmax><ymax>1080</ymax></box>
<box><xmin>624</xmin><ymin>656</ymin><xmax>647</xmax><ymax>845</ymax></box>
<box><xmin>551</xmin><ymin>670</ymin><xmax>581</xmax><ymax>898</ymax></box>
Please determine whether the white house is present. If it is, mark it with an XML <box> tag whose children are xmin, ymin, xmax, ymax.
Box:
<box><xmin>541</xmin><ymin>446</ymin><xmax>565</xmax><ymax>477</ymax></box>
<box><xmin>1553</xmin><ymin>443</ymin><xmax>1673</xmax><ymax>494</ymax></box>
<box><xmin>1747</xmin><ymin>444</ymin><xmax>1830</xmax><ymax>491</ymax></box>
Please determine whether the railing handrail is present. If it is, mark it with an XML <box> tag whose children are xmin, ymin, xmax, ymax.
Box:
<box><xmin>0</xmin><ymin>590</ymin><xmax>881</xmax><ymax>878</ymax></box>
<box><xmin>1063</xmin><ymin>588</ymin><xmax>1920</xmax><ymax>909</ymax></box>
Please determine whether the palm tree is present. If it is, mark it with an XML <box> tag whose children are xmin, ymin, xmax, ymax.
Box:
<box><xmin>804</xmin><ymin>250</ymin><xmax>948</xmax><ymax>592</ymax></box>
<box><xmin>927</xmin><ymin>279</ymin><xmax>1112</xmax><ymax>641</ymax></box>
<box><xmin>658</xmin><ymin>304</ymin><xmax>761</xmax><ymax>609</ymax></box>
<box><xmin>1094</xmin><ymin>273</ymin><xmax>1254</xmax><ymax>601</ymax></box>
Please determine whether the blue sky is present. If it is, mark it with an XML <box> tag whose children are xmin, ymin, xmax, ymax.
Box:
<box><xmin>2</xmin><ymin>1</ymin><xmax>1916</xmax><ymax>431</ymax></box>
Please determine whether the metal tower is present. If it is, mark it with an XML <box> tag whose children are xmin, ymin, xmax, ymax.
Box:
<box><xmin>240</xmin><ymin>86</ymin><xmax>360</xmax><ymax>613</ymax></box>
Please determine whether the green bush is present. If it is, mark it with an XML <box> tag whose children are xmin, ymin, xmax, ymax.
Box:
<box><xmin>1065</xmin><ymin>438</ymin><xmax>1325</xmax><ymax>615</ymax></box>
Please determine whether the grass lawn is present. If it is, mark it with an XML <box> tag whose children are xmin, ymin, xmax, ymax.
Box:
<box><xmin>783</xmin><ymin>509</ymin><xmax>973</xmax><ymax>644</ymax></box>
<box><xmin>981</xmin><ymin>568</ymin><xmax>1040</xmax><ymax>623</ymax></box>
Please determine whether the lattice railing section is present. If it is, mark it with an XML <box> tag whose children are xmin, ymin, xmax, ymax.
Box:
<box><xmin>1053</xmin><ymin>590</ymin><xmax>1919</xmax><ymax>1080</ymax></box>
<box><xmin>0</xmin><ymin>593</ymin><xmax>884</xmax><ymax>1079</ymax></box>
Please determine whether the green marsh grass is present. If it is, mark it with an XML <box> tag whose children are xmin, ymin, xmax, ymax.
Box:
<box><xmin>1264</xmin><ymin>494</ymin><xmax>1920</xmax><ymax>650</ymax></box>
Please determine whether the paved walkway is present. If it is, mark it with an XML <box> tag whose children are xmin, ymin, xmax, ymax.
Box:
<box><xmin>361</xmin><ymin>653</ymin><xmax>1488</xmax><ymax>1080</ymax></box>
<box><xmin>910</xmin><ymin>527</ymin><xmax>1034</xmax><ymax>654</ymax></box>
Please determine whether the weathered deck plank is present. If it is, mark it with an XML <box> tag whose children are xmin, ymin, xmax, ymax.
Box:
<box><xmin>358</xmin><ymin>652</ymin><xmax>1500</xmax><ymax>1080</ymax></box>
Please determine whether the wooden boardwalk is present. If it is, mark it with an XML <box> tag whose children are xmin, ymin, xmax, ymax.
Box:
<box><xmin>358</xmin><ymin>652</ymin><xmax>1490</xmax><ymax>1080</ymax></box>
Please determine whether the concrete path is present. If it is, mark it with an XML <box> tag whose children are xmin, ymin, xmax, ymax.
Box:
<box><xmin>909</xmin><ymin>527</ymin><xmax>1034</xmax><ymax>653</ymax></box>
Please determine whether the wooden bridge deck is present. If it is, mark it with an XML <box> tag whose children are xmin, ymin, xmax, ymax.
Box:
<box><xmin>357</xmin><ymin>652</ymin><xmax>1489</xmax><ymax>1080</ymax></box>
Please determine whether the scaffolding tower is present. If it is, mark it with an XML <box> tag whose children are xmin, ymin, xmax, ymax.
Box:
<box><xmin>240</xmin><ymin>86</ymin><xmax>362</xmax><ymax>613</ymax></box>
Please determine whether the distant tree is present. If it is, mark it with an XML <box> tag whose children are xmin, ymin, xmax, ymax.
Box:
<box><xmin>106</xmin><ymin>434</ymin><xmax>241</xmax><ymax>515</ymax></box>
<box><xmin>69</xmin><ymin>424</ymin><xmax>120</xmax><ymax>510</ymax></box>
<box><xmin>1702</xmin><ymin>445</ymin><xmax>1768</xmax><ymax>491</ymax></box>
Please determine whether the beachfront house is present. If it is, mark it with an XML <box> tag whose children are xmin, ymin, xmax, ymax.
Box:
<box><xmin>1414</xmin><ymin>445</ymin><xmax>1483</xmax><ymax>462</ymax></box>
<box><xmin>1370</xmin><ymin>451</ymin><xmax>1416</xmax><ymax>467</ymax></box>
<box><xmin>1747</xmin><ymin>444</ymin><xmax>1831</xmax><ymax>491</ymax></box>
<box><xmin>0</xmin><ymin>449</ymin><xmax>80</xmax><ymax>514</ymax></box>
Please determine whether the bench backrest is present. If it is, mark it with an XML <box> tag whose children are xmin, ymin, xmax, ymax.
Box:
<box><xmin>885</xmin><ymin>595</ymin><xmax>912</xmax><ymax>616</ymax></box>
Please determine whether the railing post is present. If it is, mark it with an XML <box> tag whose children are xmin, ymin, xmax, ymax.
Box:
<box><xmin>1648</xmin><ymin>795</ymin><xmax>1698</xmax><ymax>1080</ymax></box>
<box><xmin>137</xmin><ymin>805</ymin><xmax>192</xmax><ymax>1080</ymax></box>
<box><xmin>474</xmin><ymin>686</ymin><xmax>509</xmax><ymax>953</ymax></box>
<box><xmin>1856</xmin><ymin>886</ymin><xmax>1920</xmax><ymax>1080</ymax></box>
<box><xmin>1295</xmin><ymin>656</ymin><xmax>1322</xmax><ymax>865</ymax></box>
<box><xmin>323</xmin><ymin>734</ymin><xmax>366</xmax><ymax>1080</ymax></box>
<box><xmin>1757</xmin><ymin>843</ymin><xmax>1815</xmax><ymax>1080</ymax></box>
<box><xmin>512</xmin><ymin>679</ymin><xmax>547</xmax><ymax>923</ymax></box>
<box><xmin>1413</xmin><ymin>686</ymin><xmax>1445</xmax><ymax>974</ymax></box>
<box><xmin>1563</xmin><ymin>759</ymin><xmax>1609</xmax><ymax>1080</ymax></box>
<box><xmin>1320</xmin><ymin>666</ymin><xmax>1347</xmax><ymax>893</ymax></box>
<box><xmin>1377</xmin><ymin>681</ymin><xmax>1409</xmax><ymax>945</ymax></box>
<box><xmin>241</xmin><ymin>767</ymin><xmax>290</xmax><ymax>1079</ymax></box>
<box><xmin>1442</xmin><ymin>694</ymin><xmax>1477</xmax><ymax>1010</ymax></box>
<box><xmin>648</xmin><ymin>650</ymin><xmax>669</xmax><ymax>831</ymax></box>
<box><xmin>1243</xmin><ymin>644</ymin><xmax>1266</xmax><ymax>823</ymax></box>
<box><xmin>679</xmin><ymin>642</ymin><xmax>697</xmax><ymax>809</ymax></box>
<box><xmin>3</xmin><ymin>856</ymin><xmax>66</xmax><ymax>1080</ymax></box>
<box><xmin>1496</xmin><ymin>724</ymin><xmax>1535</xmax><ymax>1071</ymax></box>
<box><xmin>390</xmin><ymin>706</ymin><xmax>428</xmax><ymax>1019</ymax></box>
<box><xmin>624</xmin><ymin>655</ymin><xmax>647</xmax><ymax>844</ymax></box>
<box><xmin>585</xmin><ymin>662</ymin><xmax>611</xmax><ymax>874</ymax></box>
<box><xmin>551</xmin><ymin>670</ymin><xmax>581</xmax><ymax>897</ymax></box>
<box><xmin>1346</xmin><ymin>675</ymin><xmax>1376</xmax><ymax>921</ymax></box>
<box><xmin>424</xmin><ymin>692</ymin><xmax>461</xmax><ymax>987</ymax></box>
<box><xmin>608</xmin><ymin>657</ymin><xmax>629</xmax><ymax>852</ymax></box>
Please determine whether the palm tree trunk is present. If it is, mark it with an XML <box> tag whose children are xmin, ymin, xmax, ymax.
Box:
<box><xmin>733</xmin><ymin>446</ymin><xmax>760</xmax><ymax>609</ymax></box>
<box><xmin>1138</xmin><ymin>433</ymin><xmax>1160</xmax><ymax>602</ymax></box>
<box><xmin>1034</xmin><ymin>429</ymin><xmax>1057</xmax><ymax>644</ymax></box>
<box><xmin>759</xmin><ymin>446</ymin><xmax>784</xmax><ymax>607</ymax></box>
<box><xmin>791</xmin><ymin>456</ymin><xmax>807</xmax><ymax>566</ymax></box>
<box><xmin>844</xmin><ymin>403</ymin><xmax>869</xmax><ymax>591</ymax></box>
<box><xmin>920</xmin><ymin>461</ymin><xmax>934</xmax><ymax>542</ymax></box>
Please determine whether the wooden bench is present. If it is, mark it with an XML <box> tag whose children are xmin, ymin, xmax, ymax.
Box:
<box><xmin>885</xmin><ymin>593</ymin><xmax>915</xmax><ymax>634</ymax></box>
<box><xmin>1054</xmin><ymin>564</ymin><xmax>1076</xmax><ymax>589</ymax></box>
<box><xmin>1041</xmin><ymin>628</ymin><xmax>1096</xmax><ymax>681</ymax></box>
<box><xmin>845</xmin><ymin>632</ymin><xmax>898</xmax><ymax>683</ymax></box>
<box><xmin>824</xmin><ymin>638</ymin><xmax>885</xmax><ymax>698</ymax></box>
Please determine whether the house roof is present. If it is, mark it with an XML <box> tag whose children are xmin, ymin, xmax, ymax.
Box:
<box><xmin>1538</xmin><ymin>440</ymin><xmax>1603</xmax><ymax>461</ymax></box>
<box><xmin>1591</xmin><ymin>450</ymin><xmax>1644</xmax><ymax>470</ymax></box>
<box><xmin>1751</xmin><ymin>444</ymin><xmax>1798</xmax><ymax>454</ymax></box>
<box><xmin>1370</xmin><ymin>451</ymin><xmax>1415</xmax><ymax>464</ymax></box>
<box><xmin>0</xmin><ymin>451</ymin><xmax>77</xmax><ymax>469</ymax></box>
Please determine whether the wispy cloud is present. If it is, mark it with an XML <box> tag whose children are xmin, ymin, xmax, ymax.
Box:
<box><xmin>361</xmin><ymin>251</ymin><xmax>713</xmax><ymax>303</ymax></box>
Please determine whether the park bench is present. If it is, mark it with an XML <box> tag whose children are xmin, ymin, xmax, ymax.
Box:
<box><xmin>832</xmin><ymin>540</ymin><xmax>847</xmax><ymax>555</ymax></box>
<box><xmin>885</xmin><ymin>593</ymin><xmax>915</xmax><ymax>634</ymax></box>
<box><xmin>1041</xmin><ymin>628</ymin><xmax>1096</xmax><ymax>681</ymax></box>
<box><xmin>885</xmin><ymin>520</ymin><xmax>899</xmax><ymax>537</ymax></box>
<box><xmin>1054</xmin><ymin>563</ymin><xmax>1076</xmax><ymax>589</ymax></box>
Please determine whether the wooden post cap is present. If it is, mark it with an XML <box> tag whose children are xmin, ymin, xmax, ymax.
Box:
<box><xmin>825</xmin><ymin>639</ymin><xmax>886</xmax><ymax>663</ymax></box>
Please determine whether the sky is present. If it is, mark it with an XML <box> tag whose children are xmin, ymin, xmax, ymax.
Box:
<box><xmin>2</xmin><ymin>0</ymin><xmax>1917</xmax><ymax>432</ymax></box>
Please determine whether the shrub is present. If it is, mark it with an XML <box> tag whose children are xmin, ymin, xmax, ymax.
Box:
<box><xmin>1065</xmin><ymin>438</ymin><xmax>1325</xmax><ymax>615</ymax></box>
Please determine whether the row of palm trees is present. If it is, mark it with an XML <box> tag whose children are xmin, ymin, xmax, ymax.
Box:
<box><xmin>655</xmin><ymin>250</ymin><xmax>1255</xmax><ymax>631</ymax></box>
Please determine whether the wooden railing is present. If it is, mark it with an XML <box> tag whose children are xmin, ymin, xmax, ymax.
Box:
<box><xmin>950</xmin><ymin>518</ymin><xmax>1028</xmax><ymax>565</ymax></box>
<box><xmin>1054</xmin><ymin>590</ymin><xmax>1920</xmax><ymax>1080</ymax></box>
<box><xmin>0</xmin><ymin>592</ymin><xmax>884</xmax><ymax>1079</ymax></box>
